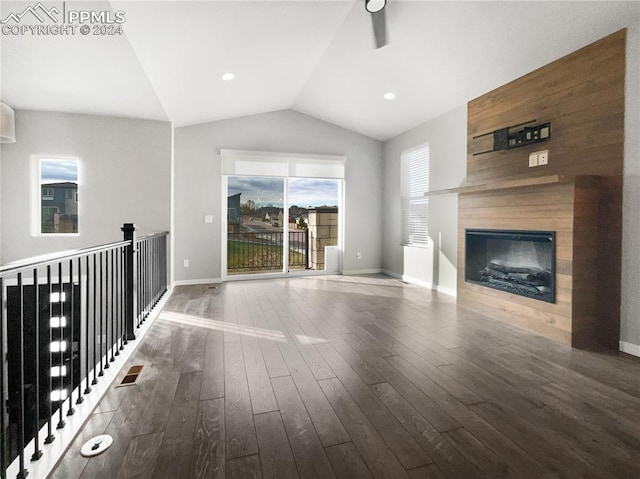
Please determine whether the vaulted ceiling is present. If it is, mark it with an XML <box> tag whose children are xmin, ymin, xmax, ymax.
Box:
<box><xmin>1</xmin><ymin>1</ymin><xmax>638</xmax><ymax>141</ymax></box>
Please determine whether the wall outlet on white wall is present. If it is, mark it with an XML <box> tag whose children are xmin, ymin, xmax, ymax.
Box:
<box><xmin>183</xmin><ymin>259</ymin><xmax>190</xmax><ymax>267</ymax></box>
<box><xmin>356</xmin><ymin>252</ymin><xmax>362</xmax><ymax>259</ymax></box>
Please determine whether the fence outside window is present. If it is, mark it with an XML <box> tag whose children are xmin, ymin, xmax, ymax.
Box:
<box><xmin>227</xmin><ymin>230</ymin><xmax>309</xmax><ymax>273</ymax></box>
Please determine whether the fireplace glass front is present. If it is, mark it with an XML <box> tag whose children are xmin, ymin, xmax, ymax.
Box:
<box><xmin>465</xmin><ymin>229</ymin><xmax>555</xmax><ymax>303</ymax></box>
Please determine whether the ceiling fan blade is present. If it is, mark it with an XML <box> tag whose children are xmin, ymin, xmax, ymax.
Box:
<box><xmin>371</xmin><ymin>9</ymin><xmax>387</xmax><ymax>49</ymax></box>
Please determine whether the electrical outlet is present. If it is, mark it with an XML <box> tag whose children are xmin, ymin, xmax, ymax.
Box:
<box><xmin>529</xmin><ymin>152</ymin><xmax>538</xmax><ymax>167</ymax></box>
<box><xmin>183</xmin><ymin>259</ymin><xmax>190</xmax><ymax>267</ymax></box>
<box><xmin>538</xmin><ymin>150</ymin><xmax>549</xmax><ymax>165</ymax></box>
<box><xmin>204</xmin><ymin>215</ymin><xmax>213</xmax><ymax>223</ymax></box>
<box><xmin>356</xmin><ymin>252</ymin><xmax>362</xmax><ymax>259</ymax></box>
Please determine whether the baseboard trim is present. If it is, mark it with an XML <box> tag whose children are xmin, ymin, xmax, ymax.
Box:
<box><xmin>342</xmin><ymin>268</ymin><xmax>383</xmax><ymax>275</ymax></box>
<box><xmin>173</xmin><ymin>277</ymin><xmax>222</xmax><ymax>286</ymax></box>
<box><xmin>382</xmin><ymin>269</ymin><xmax>402</xmax><ymax>279</ymax></box>
<box><xmin>619</xmin><ymin>340</ymin><xmax>640</xmax><ymax>357</ymax></box>
<box><xmin>382</xmin><ymin>269</ymin><xmax>457</xmax><ymax>298</ymax></box>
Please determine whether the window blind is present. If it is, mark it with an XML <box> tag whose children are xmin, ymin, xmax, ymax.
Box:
<box><xmin>401</xmin><ymin>144</ymin><xmax>429</xmax><ymax>246</ymax></box>
<box><xmin>221</xmin><ymin>150</ymin><xmax>346</xmax><ymax>179</ymax></box>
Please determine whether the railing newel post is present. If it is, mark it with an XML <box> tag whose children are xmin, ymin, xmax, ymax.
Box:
<box><xmin>121</xmin><ymin>223</ymin><xmax>137</xmax><ymax>341</ymax></box>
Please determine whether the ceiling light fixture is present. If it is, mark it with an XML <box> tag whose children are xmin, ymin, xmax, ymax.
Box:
<box><xmin>222</xmin><ymin>73</ymin><xmax>235</xmax><ymax>81</ymax></box>
<box><xmin>384</xmin><ymin>92</ymin><xmax>396</xmax><ymax>100</ymax></box>
<box><xmin>0</xmin><ymin>102</ymin><xmax>16</xmax><ymax>143</ymax></box>
<box><xmin>365</xmin><ymin>0</ymin><xmax>386</xmax><ymax>14</ymax></box>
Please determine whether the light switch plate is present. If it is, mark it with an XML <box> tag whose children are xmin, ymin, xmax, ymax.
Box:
<box><xmin>529</xmin><ymin>153</ymin><xmax>538</xmax><ymax>167</ymax></box>
<box><xmin>204</xmin><ymin>215</ymin><xmax>213</xmax><ymax>223</ymax></box>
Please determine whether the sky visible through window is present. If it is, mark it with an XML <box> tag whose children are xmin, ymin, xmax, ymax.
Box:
<box><xmin>228</xmin><ymin>176</ymin><xmax>338</xmax><ymax>208</ymax></box>
<box><xmin>41</xmin><ymin>159</ymin><xmax>78</xmax><ymax>183</ymax></box>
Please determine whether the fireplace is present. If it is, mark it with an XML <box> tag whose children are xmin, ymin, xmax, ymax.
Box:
<box><xmin>465</xmin><ymin>229</ymin><xmax>555</xmax><ymax>303</ymax></box>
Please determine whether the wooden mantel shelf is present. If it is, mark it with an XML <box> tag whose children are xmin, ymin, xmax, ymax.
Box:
<box><xmin>424</xmin><ymin>174</ymin><xmax>599</xmax><ymax>197</ymax></box>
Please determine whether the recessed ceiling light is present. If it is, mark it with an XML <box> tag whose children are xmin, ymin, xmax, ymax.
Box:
<box><xmin>222</xmin><ymin>73</ymin><xmax>235</xmax><ymax>81</ymax></box>
<box><xmin>384</xmin><ymin>92</ymin><xmax>396</xmax><ymax>100</ymax></box>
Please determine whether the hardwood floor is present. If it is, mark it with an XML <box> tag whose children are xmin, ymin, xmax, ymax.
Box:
<box><xmin>49</xmin><ymin>275</ymin><xmax>640</xmax><ymax>478</ymax></box>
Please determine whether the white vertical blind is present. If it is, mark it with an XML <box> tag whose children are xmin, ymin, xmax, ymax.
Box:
<box><xmin>401</xmin><ymin>143</ymin><xmax>430</xmax><ymax>246</ymax></box>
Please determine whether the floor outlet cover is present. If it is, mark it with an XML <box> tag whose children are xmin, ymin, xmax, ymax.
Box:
<box><xmin>80</xmin><ymin>434</ymin><xmax>113</xmax><ymax>457</ymax></box>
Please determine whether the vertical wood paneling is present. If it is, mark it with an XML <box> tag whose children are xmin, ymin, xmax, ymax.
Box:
<box><xmin>460</xmin><ymin>30</ymin><xmax>625</xmax><ymax>348</ymax></box>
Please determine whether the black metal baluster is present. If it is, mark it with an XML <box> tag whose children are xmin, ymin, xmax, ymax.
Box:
<box><xmin>110</xmin><ymin>249</ymin><xmax>115</xmax><ymax>363</ymax></box>
<box><xmin>91</xmin><ymin>255</ymin><xmax>97</xmax><ymax>386</ymax></box>
<box><xmin>77</xmin><ymin>257</ymin><xmax>85</xmax><ymax>404</ymax></box>
<box><xmin>16</xmin><ymin>273</ymin><xmax>28</xmax><ymax>479</ymax></box>
<box><xmin>153</xmin><ymin>238</ymin><xmax>157</xmax><ymax>304</ymax></box>
<box><xmin>146</xmin><ymin>239</ymin><xmax>150</xmax><ymax>315</ymax></box>
<box><xmin>31</xmin><ymin>268</ymin><xmax>42</xmax><ymax>461</ymax></box>
<box><xmin>138</xmin><ymin>245</ymin><xmax>142</xmax><ymax>327</ymax></box>
<box><xmin>66</xmin><ymin>260</ymin><xmax>75</xmax><ymax>417</ymax></box>
<box><xmin>86</xmin><ymin>256</ymin><xmax>93</xmax><ymax>391</ymax></box>
<box><xmin>140</xmin><ymin>241</ymin><xmax>145</xmax><ymax>321</ymax></box>
<box><xmin>44</xmin><ymin>266</ymin><xmax>54</xmax><ymax>445</ymax></box>
<box><xmin>104</xmin><ymin>252</ymin><xmax>110</xmax><ymax>371</ymax></box>
<box><xmin>143</xmin><ymin>240</ymin><xmax>147</xmax><ymax>320</ymax></box>
<box><xmin>115</xmin><ymin>249</ymin><xmax>121</xmax><ymax>356</ymax></box>
<box><xmin>56</xmin><ymin>263</ymin><xmax>65</xmax><ymax>430</ymax></box>
<box><xmin>147</xmin><ymin>239</ymin><xmax>151</xmax><ymax>314</ymax></box>
<box><xmin>121</xmin><ymin>248</ymin><xmax>126</xmax><ymax>347</ymax></box>
<box><xmin>98</xmin><ymin>252</ymin><xmax>103</xmax><ymax>378</ymax></box>
<box><xmin>0</xmin><ymin>277</ymin><xmax>6</xmax><ymax>479</ymax></box>
<box><xmin>150</xmin><ymin>238</ymin><xmax>154</xmax><ymax>307</ymax></box>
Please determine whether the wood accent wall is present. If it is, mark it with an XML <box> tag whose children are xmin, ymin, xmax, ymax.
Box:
<box><xmin>459</xmin><ymin>30</ymin><xmax>625</xmax><ymax>349</ymax></box>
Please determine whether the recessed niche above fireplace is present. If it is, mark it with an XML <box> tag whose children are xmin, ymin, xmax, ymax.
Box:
<box><xmin>465</xmin><ymin>229</ymin><xmax>555</xmax><ymax>303</ymax></box>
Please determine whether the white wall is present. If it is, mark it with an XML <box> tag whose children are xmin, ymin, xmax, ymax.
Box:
<box><xmin>173</xmin><ymin>109</ymin><xmax>382</xmax><ymax>282</ymax></box>
<box><xmin>621</xmin><ymin>18</ymin><xmax>640</xmax><ymax>354</ymax></box>
<box><xmin>0</xmin><ymin>110</ymin><xmax>171</xmax><ymax>263</ymax></box>
<box><xmin>382</xmin><ymin>106</ymin><xmax>467</xmax><ymax>295</ymax></box>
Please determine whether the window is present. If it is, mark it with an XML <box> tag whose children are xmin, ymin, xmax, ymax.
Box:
<box><xmin>401</xmin><ymin>144</ymin><xmax>429</xmax><ymax>246</ymax></box>
<box><xmin>38</xmin><ymin>158</ymin><xmax>79</xmax><ymax>234</ymax></box>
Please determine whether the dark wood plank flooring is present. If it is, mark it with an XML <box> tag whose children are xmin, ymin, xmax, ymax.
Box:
<box><xmin>50</xmin><ymin>275</ymin><xmax>640</xmax><ymax>478</ymax></box>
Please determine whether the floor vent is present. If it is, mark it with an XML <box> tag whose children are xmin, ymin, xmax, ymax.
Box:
<box><xmin>116</xmin><ymin>365</ymin><xmax>144</xmax><ymax>387</ymax></box>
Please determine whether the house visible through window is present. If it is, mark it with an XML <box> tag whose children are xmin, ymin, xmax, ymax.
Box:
<box><xmin>401</xmin><ymin>143</ymin><xmax>430</xmax><ymax>246</ymax></box>
<box><xmin>39</xmin><ymin>159</ymin><xmax>79</xmax><ymax>234</ymax></box>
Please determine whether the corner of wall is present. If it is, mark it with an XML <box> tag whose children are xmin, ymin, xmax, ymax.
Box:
<box><xmin>621</xmin><ymin>19</ymin><xmax>640</xmax><ymax>355</ymax></box>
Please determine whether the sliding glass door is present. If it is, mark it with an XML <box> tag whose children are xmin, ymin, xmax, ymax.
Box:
<box><xmin>226</xmin><ymin>176</ymin><xmax>286</xmax><ymax>275</ymax></box>
<box><xmin>222</xmin><ymin>150</ymin><xmax>345</xmax><ymax>279</ymax></box>
<box><xmin>225</xmin><ymin>176</ymin><xmax>342</xmax><ymax>277</ymax></box>
<box><xmin>288</xmin><ymin>178</ymin><xmax>340</xmax><ymax>272</ymax></box>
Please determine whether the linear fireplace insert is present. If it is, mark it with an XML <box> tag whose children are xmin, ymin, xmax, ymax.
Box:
<box><xmin>465</xmin><ymin>229</ymin><xmax>555</xmax><ymax>303</ymax></box>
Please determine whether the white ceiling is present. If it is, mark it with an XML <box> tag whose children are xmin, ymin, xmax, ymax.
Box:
<box><xmin>2</xmin><ymin>1</ymin><xmax>639</xmax><ymax>141</ymax></box>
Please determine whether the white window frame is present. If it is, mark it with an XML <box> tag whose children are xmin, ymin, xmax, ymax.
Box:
<box><xmin>401</xmin><ymin>143</ymin><xmax>430</xmax><ymax>247</ymax></box>
<box><xmin>220</xmin><ymin>150</ymin><xmax>346</xmax><ymax>281</ymax></box>
<box><xmin>32</xmin><ymin>156</ymin><xmax>80</xmax><ymax>236</ymax></box>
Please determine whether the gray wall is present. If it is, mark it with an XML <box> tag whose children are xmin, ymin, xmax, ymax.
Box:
<box><xmin>382</xmin><ymin>106</ymin><xmax>467</xmax><ymax>295</ymax></box>
<box><xmin>173</xmin><ymin>109</ymin><xmax>383</xmax><ymax>282</ymax></box>
<box><xmin>621</xmin><ymin>19</ymin><xmax>640</xmax><ymax>352</ymax></box>
<box><xmin>0</xmin><ymin>110</ymin><xmax>171</xmax><ymax>263</ymax></box>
